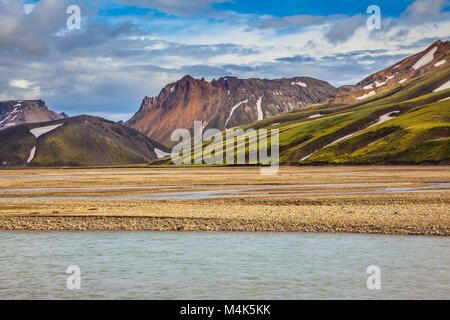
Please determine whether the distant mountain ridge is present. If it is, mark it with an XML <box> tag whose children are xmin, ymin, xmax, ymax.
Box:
<box><xmin>126</xmin><ymin>75</ymin><xmax>336</xmax><ymax>144</ymax></box>
<box><xmin>329</xmin><ymin>40</ymin><xmax>450</xmax><ymax>103</ymax></box>
<box><xmin>0</xmin><ymin>100</ymin><xmax>63</xmax><ymax>130</ymax></box>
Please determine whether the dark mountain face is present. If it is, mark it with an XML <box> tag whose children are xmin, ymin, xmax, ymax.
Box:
<box><xmin>0</xmin><ymin>100</ymin><xmax>63</xmax><ymax>130</ymax></box>
<box><xmin>0</xmin><ymin>115</ymin><xmax>169</xmax><ymax>167</ymax></box>
<box><xmin>329</xmin><ymin>40</ymin><xmax>450</xmax><ymax>103</ymax></box>
<box><xmin>126</xmin><ymin>75</ymin><xmax>336</xmax><ymax>144</ymax></box>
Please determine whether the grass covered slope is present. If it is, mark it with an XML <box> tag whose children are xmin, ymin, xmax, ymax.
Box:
<box><xmin>305</xmin><ymin>100</ymin><xmax>449</xmax><ymax>164</ymax></box>
<box><xmin>0</xmin><ymin>125</ymin><xmax>36</xmax><ymax>166</ymax></box>
<box><xmin>285</xmin><ymin>68</ymin><xmax>450</xmax><ymax>164</ymax></box>
<box><xmin>153</xmin><ymin>66</ymin><xmax>450</xmax><ymax>165</ymax></box>
<box><xmin>0</xmin><ymin>115</ymin><xmax>169</xmax><ymax>167</ymax></box>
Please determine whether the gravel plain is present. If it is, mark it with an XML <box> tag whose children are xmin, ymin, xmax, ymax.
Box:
<box><xmin>0</xmin><ymin>166</ymin><xmax>449</xmax><ymax>235</ymax></box>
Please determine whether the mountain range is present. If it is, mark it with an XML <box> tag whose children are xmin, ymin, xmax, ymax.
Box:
<box><xmin>0</xmin><ymin>39</ymin><xmax>449</xmax><ymax>167</ymax></box>
<box><xmin>154</xmin><ymin>61</ymin><xmax>449</xmax><ymax>165</ymax></box>
<box><xmin>126</xmin><ymin>40</ymin><xmax>450</xmax><ymax>145</ymax></box>
<box><xmin>125</xmin><ymin>75</ymin><xmax>336</xmax><ymax>144</ymax></box>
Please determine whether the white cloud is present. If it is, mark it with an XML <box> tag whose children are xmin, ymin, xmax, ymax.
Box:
<box><xmin>403</xmin><ymin>0</ymin><xmax>450</xmax><ymax>23</ymax></box>
<box><xmin>0</xmin><ymin>0</ymin><xmax>449</xmax><ymax>121</ymax></box>
<box><xmin>23</xmin><ymin>3</ymin><xmax>35</xmax><ymax>15</ymax></box>
<box><xmin>9</xmin><ymin>79</ymin><xmax>34</xmax><ymax>88</ymax></box>
<box><xmin>8</xmin><ymin>79</ymin><xmax>42</xmax><ymax>99</ymax></box>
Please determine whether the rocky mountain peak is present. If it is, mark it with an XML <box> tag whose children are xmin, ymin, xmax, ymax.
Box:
<box><xmin>125</xmin><ymin>75</ymin><xmax>336</xmax><ymax>144</ymax></box>
<box><xmin>0</xmin><ymin>100</ymin><xmax>63</xmax><ymax>130</ymax></box>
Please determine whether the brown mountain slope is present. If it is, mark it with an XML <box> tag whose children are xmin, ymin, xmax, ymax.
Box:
<box><xmin>0</xmin><ymin>100</ymin><xmax>63</xmax><ymax>130</ymax></box>
<box><xmin>126</xmin><ymin>75</ymin><xmax>336</xmax><ymax>144</ymax></box>
<box><xmin>330</xmin><ymin>40</ymin><xmax>450</xmax><ymax>103</ymax></box>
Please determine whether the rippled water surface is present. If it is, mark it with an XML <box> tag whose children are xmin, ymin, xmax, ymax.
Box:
<box><xmin>1</xmin><ymin>183</ymin><xmax>449</xmax><ymax>201</ymax></box>
<box><xmin>0</xmin><ymin>232</ymin><xmax>449</xmax><ymax>299</ymax></box>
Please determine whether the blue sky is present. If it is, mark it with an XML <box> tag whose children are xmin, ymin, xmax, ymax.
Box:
<box><xmin>0</xmin><ymin>0</ymin><xmax>449</xmax><ymax>121</ymax></box>
<box><xmin>95</xmin><ymin>0</ymin><xmax>434</xmax><ymax>18</ymax></box>
<box><xmin>216</xmin><ymin>0</ymin><xmax>416</xmax><ymax>16</ymax></box>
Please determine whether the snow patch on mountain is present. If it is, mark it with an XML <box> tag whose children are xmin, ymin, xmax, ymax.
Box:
<box><xmin>291</xmin><ymin>81</ymin><xmax>307</xmax><ymax>87</ymax></box>
<box><xmin>412</xmin><ymin>47</ymin><xmax>437</xmax><ymax>70</ymax></box>
<box><xmin>27</xmin><ymin>146</ymin><xmax>36</xmax><ymax>164</ymax></box>
<box><xmin>324</xmin><ymin>111</ymin><xmax>399</xmax><ymax>148</ymax></box>
<box><xmin>154</xmin><ymin>148</ymin><xmax>171</xmax><ymax>159</ymax></box>
<box><xmin>367</xmin><ymin>111</ymin><xmax>400</xmax><ymax>129</ymax></box>
<box><xmin>225</xmin><ymin>100</ymin><xmax>248</xmax><ymax>128</ymax></box>
<box><xmin>300</xmin><ymin>151</ymin><xmax>318</xmax><ymax>161</ymax></box>
<box><xmin>356</xmin><ymin>91</ymin><xmax>376</xmax><ymax>100</ymax></box>
<box><xmin>30</xmin><ymin>124</ymin><xmax>63</xmax><ymax>138</ymax></box>
<box><xmin>0</xmin><ymin>107</ymin><xmax>21</xmax><ymax>127</ymax></box>
<box><xmin>301</xmin><ymin>111</ymin><xmax>400</xmax><ymax>161</ymax></box>
<box><xmin>433</xmin><ymin>80</ymin><xmax>450</xmax><ymax>92</ymax></box>
<box><xmin>375</xmin><ymin>80</ymin><xmax>388</xmax><ymax>87</ymax></box>
<box><xmin>256</xmin><ymin>96</ymin><xmax>264</xmax><ymax>121</ymax></box>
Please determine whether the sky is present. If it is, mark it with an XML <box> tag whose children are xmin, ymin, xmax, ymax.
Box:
<box><xmin>0</xmin><ymin>0</ymin><xmax>449</xmax><ymax>121</ymax></box>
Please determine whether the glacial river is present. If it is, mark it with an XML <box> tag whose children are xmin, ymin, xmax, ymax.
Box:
<box><xmin>0</xmin><ymin>232</ymin><xmax>448</xmax><ymax>299</ymax></box>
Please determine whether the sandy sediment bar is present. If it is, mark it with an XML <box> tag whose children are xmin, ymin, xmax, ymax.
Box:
<box><xmin>1</xmin><ymin>195</ymin><xmax>449</xmax><ymax>235</ymax></box>
<box><xmin>0</xmin><ymin>214</ymin><xmax>448</xmax><ymax>235</ymax></box>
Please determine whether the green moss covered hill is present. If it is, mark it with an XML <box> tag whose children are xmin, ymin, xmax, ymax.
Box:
<box><xmin>0</xmin><ymin>115</ymin><xmax>169</xmax><ymax>167</ymax></box>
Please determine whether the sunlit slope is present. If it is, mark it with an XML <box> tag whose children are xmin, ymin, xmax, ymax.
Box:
<box><xmin>152</xmin><ymin>67</ymin><xmax>450</xmax><ymax>165</ymax></box>
<box><xmin>303</xmin><ymin>99</ymin><xmax>449</xmax><ymax>164</ymax></box>
<box><xmin>282</xmin><ymin>68</ymin><xmax>450</xmax><ymax>164</ymax></box>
